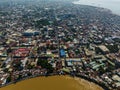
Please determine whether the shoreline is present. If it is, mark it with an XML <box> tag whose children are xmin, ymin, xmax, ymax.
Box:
<box><xmin>0</xmin><ymin>74</ymin><xmax>104</xmax><ymax>90</ymax></box>
<box><xmin>0</xmin><ymin>75</ymin><xmax>103</xmax><ymax>90</ymax></box>
<box><xmin>74</xmin><ymin>77</ymin><xmax>103</xmax><ymax>90</ymax></box>
<box><xmin>72</xmin><ymin>1</ymin><xmax>120</xmax><ymax>16</ymax></box>
<box><xmin>75</xmin><ymin>74</ymin><xmax>109</xmax><ymax>90</ymax></box>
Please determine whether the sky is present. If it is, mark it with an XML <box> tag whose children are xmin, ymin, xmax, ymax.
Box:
<box><xmin>73</xmin><ymin>0</ymin><xmax>120</xmax><ymax>15</ymax></box>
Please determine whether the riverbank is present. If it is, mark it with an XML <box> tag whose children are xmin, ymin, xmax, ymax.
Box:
<box><xmin>0</xmin><ymin>76</ymin><xmax>103</xmax><ymax>90</ymax></box>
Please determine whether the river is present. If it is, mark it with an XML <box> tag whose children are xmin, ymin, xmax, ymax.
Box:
<box><xmin>73</xmin><ymin>0</ymin><xmax>120</xmax><ymax>15</ymax></box>
<box><xmin>0</xmin><ymin>76</ymin><xmax>103</xmax><ymax>90</ymax></box>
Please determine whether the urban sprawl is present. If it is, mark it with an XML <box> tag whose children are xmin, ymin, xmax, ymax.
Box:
<box><xmin>0</xmin><ymin>0</ymin><xmax>120</xmax><ymax>90</ymax></box>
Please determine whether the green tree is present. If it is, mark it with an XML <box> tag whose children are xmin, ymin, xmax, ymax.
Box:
<box><xmin>37</xmin><ymin>59</ymin><xmax>53</xmax><ymax>73</ymax></box>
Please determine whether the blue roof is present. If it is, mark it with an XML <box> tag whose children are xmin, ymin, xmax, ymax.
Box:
<box><xmin>23</xmin><ymin>31</ymin><xmax>39</xmax><ymax>36</ymax></box>
<box><xmin>23</xmin><ymin>33</ymin><xmax>33</xmax><ymax>36</ymax></box>
<box><xmin>60</xmin><ymin>49</ymin><xmax>66</xmax><ymax>57</ymax></box>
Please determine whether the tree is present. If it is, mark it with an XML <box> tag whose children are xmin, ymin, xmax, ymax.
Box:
<box><xmin>27</xmin><ymin>64</ymin><xmax>34</xmax><ymax>69</ymax></box>
<box><xmin>37</xmin><ymin>58</ymin><xmax>53</xmax><ymax>73</ymax></box>
<box><xmin>106</xmin><ymin>45</ymin><xmax>119</xmax><ymax>53</ymax></box>
<box><xmin>6</xmin><ymin>76</ymin><xmax>11</xmax><ymax>83</ymax></box>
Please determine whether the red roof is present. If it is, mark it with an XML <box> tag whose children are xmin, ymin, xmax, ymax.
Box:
<box><xmin>13</xmin><ymin>48</ymin><xmax>30</xmax><ymax>57</ymax></box>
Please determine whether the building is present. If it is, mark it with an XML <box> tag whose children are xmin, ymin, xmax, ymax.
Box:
<box><xmin>23</xmin><ymin>29</ymin><xmax>40</xmax><ymax>36</ymax></box>
<box><xmin>60</xmin><ymin>49</ymin><xmax>66</xmax><ymax>57</ymax></box>
<box><xmin>13</xmin><ymin>48</ymin><xmax>30</xmax><ymax>57</ymax></box>
<box><xmin>98</xmin><ymin>45</ymin><xmax>110</xmax><ymax>54</ymax></box>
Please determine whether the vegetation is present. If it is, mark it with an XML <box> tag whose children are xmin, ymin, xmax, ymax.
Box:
<box><xmin>37</xmin><ymin>58</ymin><xmax>53</xmax><ymax>73</ymax></box>
<box><xmin>27</xmin><ymin>64</ymin><xmax>34</xmax><ymax>69</ymax></box>
<box><xmin>6</xmin><ymin>76</ymin><xmax>11</xmax><ymax>83</ymax></box>
<box><xmin>35</xmin><ymin>19</ymin><xmax>50</xmax><ymax>28</ymax></box>
<box><xmin>106</xmin><ymin>44</ymin><xmax>119</xmax><ymax>53</ymax></box>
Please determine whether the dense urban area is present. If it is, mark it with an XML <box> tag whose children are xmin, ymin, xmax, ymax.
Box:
<box><xmin>0</xmin><ymin>0</ymin><xmax>120</xmax><ymax>90</ymax></box>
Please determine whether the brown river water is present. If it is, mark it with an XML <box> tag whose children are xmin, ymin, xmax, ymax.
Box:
<box><xmin>0</xmin><ymin>76</ymin><xmax>103</xmax><ymax>90</ymax></box>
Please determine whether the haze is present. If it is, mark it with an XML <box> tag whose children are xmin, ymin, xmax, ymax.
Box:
<box><xmin>73</xmin><ymin>0</ymin><xmax>120</xmax><ymax>15</ymax></box>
